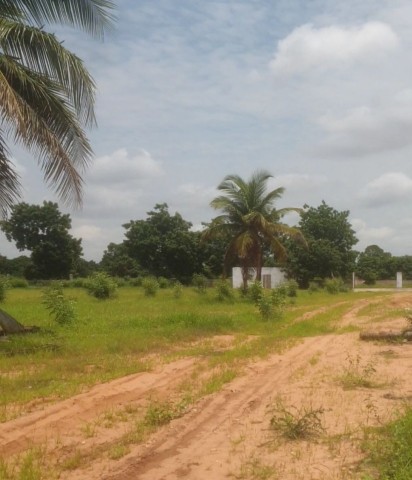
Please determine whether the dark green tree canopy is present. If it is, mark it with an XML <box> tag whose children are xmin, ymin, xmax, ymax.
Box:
<box><xmin>123</xmin><ymin>203</ymin><xmax>202</xmax><ymax>282</ymax></box>
<box><xmin>356</xmin><ymin>245</ymin><xmax>396</xmax><ymax>284</ymax></box>
<box><xmin>285</xmin><ymin>201</ymin><xmax>358</xmax><ymax>287</ymax></box>
<box><xmin>1</xmin><ymin>201</ymin><xmax>82</xmax><ymax>279</ymax></box>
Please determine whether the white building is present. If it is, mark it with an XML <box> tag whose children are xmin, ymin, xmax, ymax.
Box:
<box><xmin>232</xmin><ymin>267</ymin><xmax>286</xmax><ymax>289</ymax></box>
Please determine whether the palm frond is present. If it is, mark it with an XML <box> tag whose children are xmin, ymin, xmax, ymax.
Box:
<box><xmin>5</xmin><ymin>0</ymin><xmax>115</xmax><ymax>37</ymax></box>
<box><xmin>0</xmin><ymin>20</ymin><xmax>97</xmax><ymax>126</ymax></box>
<box><xmin>0</xmin><ymin>132</ymin><xmax>21</xmax><ymax>217</ymax></box>
<box><xmin>0</xmin><ymin>54</ymin><xmax>92</xmax><ymax>206</ymax></box>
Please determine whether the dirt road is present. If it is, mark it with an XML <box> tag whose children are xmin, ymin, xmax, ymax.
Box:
<box><xmin>2</xmin><ymin>293</ymin><xmax>412</xmax><ymax>479</ymax></box>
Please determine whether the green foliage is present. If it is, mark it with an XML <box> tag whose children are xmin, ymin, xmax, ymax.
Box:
<box><xmin>285</xmin><ymin>201</ymin><xmax>358</xmax><ymax>288</ymax></box>
<box><xmin>356</xmin><ymin>244</ymin><xmax>396</xmax><ymax>283</ymax></box>
<box><xmin>192</xmin><ymin>273</ymin><xmax>208</xmax><ymax>294</ymax></box>
<box><xmin>362</xmin><ymin>408</ymin><xmax>412</xmax><ymax>479</ymax></box>
<box><xmin>338</xmin><ymin>354</ymin><xmax>377</xmax><ymax>389</ymax></box>
<box><xmin>123</xmin><ymin>203</ymin><xmax>202</xmax><ymax>283</ymax></box>
<box><xmin>1</xmin><ymin>202</ymin><xmax>82</xmax><ymax>280</ymax></box>
<box><xmin>157</xmin><ymin>276</ymin><xmax>169</xmax><ymax>289</ymax></box>
<box><xmin>269</xmin><ymin>400</ymin><xmax>325</xmax><ymax>440</ymax></box>
<box><xmin>204</xmin><ymin>170</ymin><xmax>304</xmax><ymax>289</ymax></box>
<box><xmin>258</xmin><ymin>294</ymin><xmax>273</xmax><ymax>320</ymax></box>
<box><xmin>42</xmin><ymin>283</ymin><xmax>76</xmax><ymax>325</ymax></box>
<box><xmin>100</xmin><ymin>242</ymin><xmax>141</xmax><ymax>278</ymax></box>
<box><xmin>86</xmin><ymin>272</ymin><xmax>117</xmax><ymax>299</ymax></box>
<box><xmin>173</xmin><ymin>281</ymin><xmax>183</xmax><ymax>299</ymax></box>
<box><xmin>248</xmin><ymin>281</ymin><xmax>263</xmax><ymax>304</ymax></box>
<box><xmin>324</xmin><ymin>278</ymin><xmax>347</xmax><ymax>294</ymax></box>
<box><xmin>308</xmin><ymin>281</ymin><xmax>320</xmax><ymax>293</ymax></box>
<box><xmin>141</xmin><ymin>277</ymin><xmax>159</xmax><ymax>296</ymax></box>
<box><xmin>8</xmin><ymin>277</ymin><xmax>29</xmax><ymax>288</ymax></box>
<box><xmin>286</xmin><ymin>279</ymin><xmax>299</xmax><ymax>297</ymax></box>
<box><xmin>0</xmin><ymin>275</ymin><xmax>10</xmax><ymax>302</ymax></box>
<box><xmin>215</xmin><ymin>279</ymin><xmax>233</xmax><ymax>301</ymax></box>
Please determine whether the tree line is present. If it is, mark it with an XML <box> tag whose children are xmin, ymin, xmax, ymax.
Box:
<box><xmin>1</xmin><ymin>172</ymin><xmax>411</xmax><ymax>287</ymax></box>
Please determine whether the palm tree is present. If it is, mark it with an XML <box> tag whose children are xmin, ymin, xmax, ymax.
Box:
<box><xmin>204</xmin><ymin>170</ymin><xmax>305</xmax><ymax>289</ymax></box>
<box><xmin>0</xmin><ymin>0</ymin><xmax>115</xmax><ymax>216</ymax></box>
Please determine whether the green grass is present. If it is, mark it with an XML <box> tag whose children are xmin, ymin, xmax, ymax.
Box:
<box><xmin>361</xmin><ymin>408</ymin><xmax>412</xmax><ymax>479</ymax></box>
<box><xmin>0</xmin><ymin>287</ymin><xmax>395</xmax><ymax>420</ymax></box>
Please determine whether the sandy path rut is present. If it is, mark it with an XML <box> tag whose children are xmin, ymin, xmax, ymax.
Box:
<box><xmin>2</xmin><ymin>293</ymin><xmax>412</xmax><ymax>479</ymax></box>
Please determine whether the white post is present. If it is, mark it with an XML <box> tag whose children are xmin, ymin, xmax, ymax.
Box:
<box><xmin>396</xmin><ymin>272</ymin><xmax>403</xmax><ymax>289</ymax></box>
<box><xmin>352</xmin><ymin>272</ymin><xmax>355</xmax><ymax>290</ymax></box>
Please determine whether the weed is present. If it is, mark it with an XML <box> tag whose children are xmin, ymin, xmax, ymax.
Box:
<box><xmin>86</xmin><ymin>272</ymin><xmax>117</xmax><ymax>299</ymax></box>
<box><xmin>235</xmin><ymin>456</ymin><xmax>276</xmax><ymax>479</ymax></box>
<box><xmin>42</xmin><ymin>282</ymin><xmax>76</xmax><ymax>325</ymax></box>
<box><xmin>157</xmin><ymin>276</ymin><xmax>169</xmax><ymax>289</ymax></box>
<box><xmin>108</xmin><ymin>444</ymin><xmax>130</xmax><ymax>460</ymax></box>
<box><xmin>173</xmin><ymin>280</ymin><xmax>183</xmax><ymax>299</ymax></box>
<box><xmin>269</xmin><ymin>399</ymin><xmax>325</xmax><ymax>440</ymax></box>
<box><xmin>324</xmin><ymin>278</ymin><xmax>347</xmax><ymax>294</ymax></box>
<box><xmin>0</xmin><ymin>275</ymin><xmax>10</xmax><ymax>302</ymax></box>
<box><xmin>192</xmin><ymin>273</ymin><xmax>208</xmax><ymax>294</ymax></box>
<box><xmin>248</xmin><ymin>281</ymin><xmax>263</xmax><ymax>304</ymax></box>
<box><xmin>60</xmin><ymin>450</ymin><xmax>83</xmax><ymax>470</ymax></box>
<box><xmin>215</xmin><ymin>279</ymin><xmax>234</xmax><ymax>301</ymax></box>
<box><xmin>81</xmin><ymin>421</ymin><xmax>97</xmax><ymax>438</ymax></box>
<box><xmin>338</xmin><ymin>354</ymin><xmax>377</xmax><ymax>389</ymax></box>
<box><xmin>141</xmin><ymin>276</ymin><xmax>159</xmax><ymax>297</ymax></box>
<box><xmin>258</xmin><ymin>295</ymin><xmax>273</xmax><ymax>321</ymax></box>
<box><xmin>144</xmin><ymin>399</ymin><xmax>186</xmax><ymax>427</ymax></box>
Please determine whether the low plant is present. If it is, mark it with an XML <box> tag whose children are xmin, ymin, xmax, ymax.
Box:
<box><xmin>269</xmin><ymin>399</ymin><xmax>325</xmax><ymax>440</ymax></box>
<box><xmin>338</xmin><ymin>354</ymin><xmax>377</xmax><ymax>389</ymax></box>
<box><xmin>86</xmin><ymin>272</ymin><xmax>117</xmax><ymax>299</ymax></box>
<box><xmin>42</xmin><ymin>283</ymin><xmax>76</xmax><ymax>325</ymax></box>
<box><xmin>308</xmin><ymin>281</ymin><xmax>320</xmax><ymax>293</ymax></box>
<box><xmin>142</xmin><ymin>276</ymin><xmax>159</xmax><ymax>296</ymax></box>
<box><xmin>144</xmin><ymin>399</ymin><xmax>187</xmax><ymax>427</ymax></box>
<box><xmin>0</xmin><ymin>275</ymin><xmax>10</xmax><ymax>302</ymax></box>
<box><xmin>324</xmin><ymin>278</ymin><xmax>347</xmax><ymax>294</ymax></box>
<box><xmin>173</xmin><ymin>280</ymin><xmax>183</xmax><ymax>299</ymax></box>
<box><xmin>157</xmin><ymin>276</ymin><xmax>169</xmax><ymax>289</ymax></box>
<box><xmin>258</xmin><ymin>294</ymin><xmax>274</xmax><ymax>321</ymax></box>
<box><xmin>286</xmin><ymin>280</ymin><xmax>299</xmax><ymax>297</ymax></box>
<box><xmin>8</xmin><ymin>277</ymin><xmax>29</xmax><ymax>288</ymax></box>
<box><xmin>248</xmin><ymin>281</ymin><xmax>263</xmax><ymax>304</ymax></box>
<box><xmin>192</xmin><ymin>273</ymin><xmax>208</xmax><ymax>294</ymax></box>
<box><xmin>215</xmin><ymin>279</ymin><xmax>233</xmax><ymax>301</ymax></box>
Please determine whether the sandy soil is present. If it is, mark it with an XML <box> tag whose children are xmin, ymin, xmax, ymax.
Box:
<box><xmin>2</xmin><ymin>292</ymin><xmax>412</xmax><ymax>479</ymax></box>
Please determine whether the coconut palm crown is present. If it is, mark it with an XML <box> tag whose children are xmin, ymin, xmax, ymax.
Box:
<box><xmin>204</xmin><ymin>170</ymin><xmax>305</xmax><ymax>288</ymax></box>
<box><xmin>0</xmin><ymin>0</ymin><xmax>115</xmax><ymax>216</ymax></box>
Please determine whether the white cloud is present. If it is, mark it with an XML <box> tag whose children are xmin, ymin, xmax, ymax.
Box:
<box><xmin>352</xmin><ymin>218</ymin><xmax>394</xmax><ymax>249</ymax></box>
<box><xmin>270</xmin><ymin>22</ymin><xmax>399</xmax><ymax>75</ymax></box>
<box><xmin>71</xmin><ymin>224</ymin><xmax>102</xmax><ymax>242</ymax></box>
<box><xmin>273</xmin><ymin>173</ymin><xmax>328</xmax><ymax>191</ymax></box>
<box><xmin>358</xmin><ymin>172</ymin><xmax>412</xmax><ymax>206</ymax></box>
<box><xmin>88</xmin><ymin>148</ymin><xmax>164</xmax><ymax>185</ymax></box>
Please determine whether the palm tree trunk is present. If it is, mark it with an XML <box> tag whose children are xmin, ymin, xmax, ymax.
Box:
<box><xmin>255</xmin><ymin>249</ymin><xmax>263</xmax><ymax>283</ymax></box>
<box><xmin>0</xmin><ymin>309</ymin><xmax>26</xmax><ymax>334</ymax></box>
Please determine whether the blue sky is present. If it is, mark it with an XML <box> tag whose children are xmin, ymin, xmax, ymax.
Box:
<box><xmin>3</xmin><ymin>0</ymin><xmax>412</xmax><ymax>261</ymax></box>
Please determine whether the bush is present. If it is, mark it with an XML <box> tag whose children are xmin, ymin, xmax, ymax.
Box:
<box><xmin>142</xmin><ymin>276</ymin><xmax>159</xmax><ymax>296</ymax></box>
<box><xmin>215</xmin><ymin>279</ymin><xmax>233</xmax><ymax>301</ymax></box>
<box><xmin>8</xmin><ymin>277</ymin><xmax>29</xmax><ymax>288</ymax></box>
<box><xmin>308</xmin><ymin>281</ymin><xmax>320</xmax><ymax>293</ymax></box>
<box><xmin>258</xmin><ymin>294</ymin><xmax>273</xmax><ymax>320</ymax></box>
<box><xmin>248</xmin><ymin>281</ymin><xmax>263</xmax><ymax>304</ymax></box>
<box><xmin>86</xmin><ymin>272</ymin><xmax>118</xmax><ymax>299</ymax></box>
<box><xmin>158</xmin><ymin>276</ymin><xmax>170</xmax><ymax>289</ymax></box>
<box><xmin>286</xmin><ymin>280</ymin><xmax>299</xmax><ymax>297</ymax></box>
<box><xmin>324</xmin><ymin>278</ymin><xmax>347</xmax><ymax>294</ymax></box>
<box><xmin>42</xmin><ymin>282</ymin><xmax>76</xmax><ymax>325</ymax></box>
<box><xmin>0</xmin><ymin>276</ymin><xmax>10</xmax><ymax>302</ymax></box>
<box><xmin>129</xmin><ymin>277</ymin><xmax>142</xmax><ymax>287</ymax></box>
<box><xmin>192</xmin><ymin>274</ymin><xmax>208</xmax><ymax>294</ymax></box>
<box><xmin>172</xmin><ymin>281</ymin><xmax>183</xmax><ymax>299</ymax></box>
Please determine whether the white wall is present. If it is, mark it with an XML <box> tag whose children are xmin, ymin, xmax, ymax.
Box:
<box><xmin>232</xmin><ymin>267</ymin><xmax>286</xmax><ymax>289</ymax></box>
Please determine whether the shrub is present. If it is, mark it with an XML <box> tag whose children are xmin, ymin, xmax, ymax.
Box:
<box><xmin>172</xmin><ymin>281</ymin><xmax>183</xmax><ymax>299</ymax></box>
<box><xmin>0</xmin><ymin>276</ymin><xmax>10</xmax><ymax>302</ymax></box>
<box><xmin>157</xmin><ymin>276</ymin><xmax>170</xmax><ymax>289</ymax></box>
<box><xmin>324</xmin><ymin>278</ymin><xmax>347</xmax><ymax>294</ymax></box>
<box><xmin>42</xmin><ymin>282</ymin><xmax>76</xmax><ymax>325</ymax></box>
<box><xmin>86</xmin><ymin>272</ymin><xmax>118</xmax><ymax>299</ymax></box>
<box><xmin>129</xmin><ymin>277</ymin><xmax>142</xmax><ymax>287</ymax></box>
<box><xmin>248</xmin><ymin>281</ymin><xmax>263</xmax><ymax>304</ymax></box>
<box><xmin>258</xmin><ymin>294</ymin><xmax>273</xmax><ymax>321</ymax></box>
<box><xmin>286</xmin><ymin>280</ymin><xmax>299</xmax><ymax>297</ymax></box>
<box><xmin>8</xmin><ymin>277</ymin><xmax>29</xmax><ymax>288</ymax></box>
<box><xmin>142</xmin><ymin>276</ymin><xmax>159</xmax><ymax>296</ymax></box>
<box><xmin>308</xmin><ymin>281</ymin><xmax>319</xmax><ymax>293</ymax></box>
<box><xmin>192</xmin><ymin>273</ymin><xmax>208</xmax><ymax>294</ymax></box>
<box><xmin>215</xmin><ymin>279</ymin><xmax>233</xmax><ymax>301</ymax></box>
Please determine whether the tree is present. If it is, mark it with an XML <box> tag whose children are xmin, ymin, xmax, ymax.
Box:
<box><xmin>0</xmin><ymin>0</ymin><xmax>115</xmax><ymax>215</ymax></box>
<box><xmin>100</xmin><ymin>242</ymin><xmax>142</xmax><ymax>278</ymax></box>
<box><xmin>356</xmin><ymin>245</ymin><xmax>395</xmax><ymax>284</ymax></box>
<box><xmin>285</xmin><ymin>201</ymin><xmax>358</xmax><ymax>288</ymax></box>
<box><xmin>1</xmin><ymin>201</ymin><xmax>82</xmax><ymax>279</ymax></box>
<box><xmin>123</xmin><ymin>203</ymin><xmax>203</xmax><ymax>283</ymax></box>
<box><xmin>203</xmin><ymin>170</ymin><xmax>304</xmax><ymax>289</ymax></box>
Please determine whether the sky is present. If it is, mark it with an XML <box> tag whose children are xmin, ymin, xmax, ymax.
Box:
<box><xmin>3</xmin><ymin>0</ymin><xmax>412</xmax><ymax>261</ymax></box>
